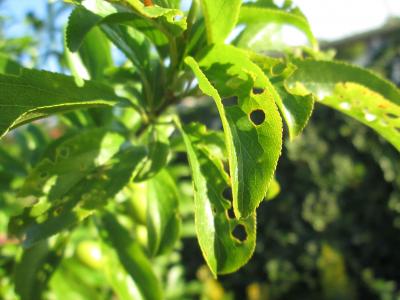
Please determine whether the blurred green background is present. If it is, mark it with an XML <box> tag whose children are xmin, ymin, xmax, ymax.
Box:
<box><xmin>0</xmin><ymin>1</ymin><xmax>400</xmax><ymax>299</ymax></box>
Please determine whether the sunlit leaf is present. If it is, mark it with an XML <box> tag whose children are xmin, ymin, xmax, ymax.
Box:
<box><xmin>185</xmin><ymin>45</ymin><xmax>283</xmax><ymax>218</ymax></box>
<box><xmin>287</xmin><ymin>59</ymin><xmax>400</xmax><ymax>150</ymax></box>
<box><xmin>200</xmin><ymin>0</ymin><xmax>242</xmax><ymax>44</ymax></box>
<box><xmin>237</xmin><ymin>5</ymin><xmax>318</xmax><ymax>51</ymax></box>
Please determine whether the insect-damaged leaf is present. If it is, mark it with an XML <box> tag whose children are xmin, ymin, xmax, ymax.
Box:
<box><xmin>9</xmin><ymin>129</ymin><xmax>147</xmax><ymax>247</ymax></box>
<box><xmin>177</xmin><ymin>121</ymin><xmax>256</xmax><ymax>275</ymax></box>
<box><xmin>0</xmin><ymin>69</ymin><xmax>120</xmax><ymax>139</ymax></box>
<box><xmin>247</xmin><ymin>52</ymin><xmax>315</xmax><ymax>139</ymax></box>
<box><xmin>287</xmin><ymin>59</ymin><xmax>400</xmax><ymax>151</ymax></box>
<box><xmin>185</xmin><ymin>45</ymin><xmax>282</xmax><ymax>218</ymax></box>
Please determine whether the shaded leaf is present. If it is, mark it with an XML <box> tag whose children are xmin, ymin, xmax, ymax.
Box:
<box><xmin>15</xmin><ymin>239</ymin><xmax>65</xmax><ymax>300</ymax></box>
<box><xmin>9</xmin><ymin>130</ymin><xmax>147</xmax><ymax>246</ymax></box>
<box><xmin>177</xmin><ymin>120</ymin><xmax>256</xmax><ymax>275</ymax></box>
<box><xmin>135</xmin><ymin>122</ymin><xmax>173</xmax><ymax>181</ymax></box>
<box><xmin>0</xmin><ymin>69</ymin><xmax>120</xmax><ymax>138</ymax></box>
<box><xmin>101</xmin><ymin>212</ymin><xmax>163</xmax><ymax>300</ymax></box>
<box><xmin>146</xmin><ymin>170</ymin><xmax>180</xmax><ymax>256</ymax></box>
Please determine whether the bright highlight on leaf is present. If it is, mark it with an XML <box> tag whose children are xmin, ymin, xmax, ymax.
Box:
<box><xmin>287</xmin><ymin>59</ymin><xmax>400</xmax><ymax>151</ymax></box>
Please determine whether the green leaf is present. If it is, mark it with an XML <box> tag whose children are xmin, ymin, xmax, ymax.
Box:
<box><xmin>67</xmin><ymin>6</ymin><xmax>165</xmax><ymax>109</ymax></box>
<box><xmin>146</xmin><ymin>170</ymin><xmax>180</xmax><ymax>256</ymax></box>
<box><xmin>0</xmin><ymin>53</ymin><xmax>22</xmax><ymax>75</ymax></box>
<box><xmin>200</xmin><ymin>0</ymin><xmax>242</xmax><ymax>44</ymax></box>
<box><xmin>265</xmin><ymin>177</ymin><xmax>280</xmax><ymax>201</ymax></box>
<box><xmin>100</xmin><ymin>243</ymin><xmax>147</xmax><ymax>300</ymax></box>
<box><xmin>9</xmin><ymin>130</ymin><xmax>147</xmax><ymax>246</ymax></box>
<box><xmin>247</xmin><ymin>52</ymin><xmax>314</xmax><ymax>139</ymax></box>
<box><xmin>67</xmin><ymin>1</ymin><xmax>186</xmax><ymax>49</ymax></box>
<box><xmin>176</xmin><ymin>120</ymin><xmax>256</xmax><ymax>275</ymax></box>
<box><xmin>185</xmin><ymin>45</ymin><xmax>283</xmax><ymax>218</ymax></box>
<box><xmin>287</xmin><ymin>59</ymin><xmax>400</xmax><ymax>151</ymax></box>
<box><xmin>100</xmin><ymin>213</ymin><xmax>163</xmax><ymax>300</ymax></box>
<box><xmin>77</xmin><ymin>27</ymin><xmax>113</xmax><ymax>80</ymax></box>
<box><xmin>237</xmin><ymin>5</ymin><xmax>318</xmax><ymax>51</ymax></box>
<box><xmin>0</xmin><ymin>69</ymin><xmax>120</xmax><ymax>139</ymax></box>
<box><xmin>135</xmin><ymin>122</ymin><xmax>173</xmax><ymax>182</ymax></box>
<box><xmin>15</xmin><ymin>240</ymin><xmax>64</xmax><ymax>300</ymax></box>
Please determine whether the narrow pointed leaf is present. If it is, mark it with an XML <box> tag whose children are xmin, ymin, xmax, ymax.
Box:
<box><xmin>248</xmin><ymin>52</ymin><xmax>314</xmax><ymax>138</ymax></box>
<box><xmin>200</xmin><ymin>0</ymin><xmax>242</xmax><ymax>44</ymax></box>
<box><xmin>287</xmin><ymin>59</ymin><xmax>400</xmax><ymax>151</ymax></box>
<box><xmin>101</xmin><ymin>213</ymin><xmax>163</xmax><ymax>300</ymax></box>
<box><xmin>15</xmin><ymin>240</ymin><xmax>64</xmax><ymax>300</ymax></box>
<box><xmin>146</xmin><ymin>170</ymin><xmax>180</xmax><ymax>256</ymax></box>
<box><xmin>185</xmin><ymin>45</ymin><xmax>282</xmax><ymax>218</ymax></box>
<box><xmin>0</xmin><ymin>69</ymin><xmax>120</xmax><ymax>138</ymax></box>
<box><xmin>177</xmin><ymin>121</ymin><xmax>256</xmax><ymax>275</ymax></box>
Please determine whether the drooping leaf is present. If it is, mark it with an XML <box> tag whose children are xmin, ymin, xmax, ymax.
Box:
<box><xmin>9</xmin><ymin>130</ymin><xmax>147</xmax><ymax>246</ymax></box>
<box><xmin>199</xmin><ymin>0</ymin><xmax>242</xmax><ymax>44</ymax></box>
<box><xmin>176</xmin><ymin>120</ymin><xmax>256</xmax><ymax>275</ymax></box>
<box><xmin>237</xmin><ymin>5</ymin><xmax>318</xmax><ymax>51</ymax></box>
<box><xmin>100</xmin><ymin>212</ymin><xmax>163</xmax><ymax>300</ymax></box>
<box><xmin>146</xmin><ymin>170</ymin><xmax>180</xmax><ymax>256</ymax></box>
<box><xmin>185</xmin><ymin>45</ymin><xmax>283</xmax><ymax>218</ymax></box>
<box><xmin>287</xmin><ymin>59</ymin><xmax>400</xmax><ymax>151</ymax></box>
<box><xmin>0</xmin><ymin>69</ymin><xmax>121</xmax><ymax>138</ymax></box>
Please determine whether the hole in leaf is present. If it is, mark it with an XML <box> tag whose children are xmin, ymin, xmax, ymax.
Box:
<box><xmin>222</xmin><ymin>96</ymin><xmax>238</xmax><ymax>107</ymax></box>
<box><xmin>222</xmin><ymin>187</ymin><xmax>232</xmax><ymax>201</ymax></box>
<box><xmin>232</xmin><ymin>224</ymin><xmax>247</xmax><ymax>242</ymax></box>
<box><xmin>252</xmin><ymin>87</ymin><xmax>264</xmax><ymax>94</ymax></box>
<box><xmin>223</xmin><ymin>161</ymin><xmax>230</xmax><ymax>176</ymax></box>
<box><xmin>386</xmin><ymin>113</ymin><xmax>398</xmax><ymax>119</ymax></box>
<box><xmin>395</xmin><ymin>127</ymin><xmax>400</xmax><ymax>133</ymax></box>
<box><xmin>227</xmin><ymin>206</ymin><xmax>235</xmax><ymax>219</ymax></box>
<box><xmin>250</xmin><ymin>109</ymin><xmax>265</xmax><ymax>125</ymax></box>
